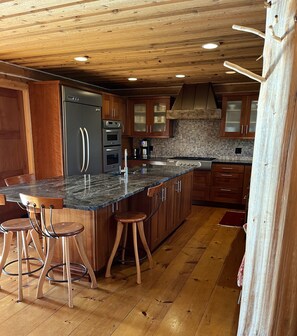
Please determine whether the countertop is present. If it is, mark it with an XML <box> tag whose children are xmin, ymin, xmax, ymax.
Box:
<box><xmin>128</xmin><ymin>156</ymin><xmax>253</xmax><ymax>165</ymax></box>
<box><xmin>0</xmin><ymin>166</ymin><xmax>193</xmax><ymax>211</ymax></box>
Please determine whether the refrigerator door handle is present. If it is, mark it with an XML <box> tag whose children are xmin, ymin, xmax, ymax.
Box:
<box><xmin>79</xmin><ymin>127</ymin><xmax>86</xmax><ymax>172</ymax></box>
<box><xmin>84</xmin><ymin>127</ymin><xmax>90</xmax><ymax>172</ymax></box>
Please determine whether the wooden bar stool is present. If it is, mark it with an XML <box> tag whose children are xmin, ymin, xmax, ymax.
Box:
<box><xmin>105</xmin><ymin>183</ymin><xmax>163</xmax><ymax>284</ymax></box>
<box><xmin>4</xmin><ymin>173</ymin><xmax>44</xmax><ymax>260</ymax></box>
<box><xmin>0</xmin><ymin>194</ymin><xmax>44</xmax><ymax>302</ymax></box>
<box><xmin>19</xmin><ymin>193</ymin><xmax>97</xmax><ymax>308</ymax></box>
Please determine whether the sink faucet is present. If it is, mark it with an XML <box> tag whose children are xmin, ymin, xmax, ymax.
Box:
<box><xmin>119</xmin><ymin>148</ymin><xmax>129</xmax><ymax>178</ymax></box>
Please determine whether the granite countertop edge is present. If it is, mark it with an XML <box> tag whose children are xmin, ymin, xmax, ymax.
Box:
<box><xmin>0</xmin><ymin>166</ymin><xmax>193</xmax><ymax>211</ymax></box>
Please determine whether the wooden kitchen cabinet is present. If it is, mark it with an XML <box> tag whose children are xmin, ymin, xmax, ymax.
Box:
<box><xmin>192</xmin><ymin>170</ymin><xmax>211</xmax><ymax>201</ymax></box>
<box><xmin>220</xmin><ymin>94</ymin><xmax>258</xmax><ymax>139</ymax></box>
<box><xmin>210</xmin><ymin>163</ymin><xmax>244</xmax><ymax>204</ymax></box>
<box><xmin>102</xmin><ymin>94</ymin><xmax>130</xmax><ymax>135</ymax></box>
<box><xmin>128</xmin><ymin>96</ymin><xmax>173</xmax><ymax>138</ymax></box>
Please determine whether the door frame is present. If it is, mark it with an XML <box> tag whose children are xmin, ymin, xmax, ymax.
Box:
<box><xmin>0</xmin><ymin>78</ymin><xmax>35</xmax><ymax>174</ymax></box>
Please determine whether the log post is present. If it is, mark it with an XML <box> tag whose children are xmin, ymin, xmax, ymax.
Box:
<box><xmin>238</xmin><ymin>2</ymin><xmax>297</xmax><ymax>335</ymax></box>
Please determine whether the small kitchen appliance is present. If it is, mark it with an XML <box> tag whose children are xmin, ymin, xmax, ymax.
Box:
<box><xmin>139</xmin><ymin>139</ymin><xmax>151</xmax><ymax>159</ymax></box>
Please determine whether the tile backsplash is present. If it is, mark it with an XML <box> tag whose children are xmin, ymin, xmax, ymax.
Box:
<box><xmin>134</xmin><ymin>120</ymin><xmax>254</xmax><ymax>159</ymax></box>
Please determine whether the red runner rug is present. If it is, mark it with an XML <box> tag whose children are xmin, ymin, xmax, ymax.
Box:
<box><xmin>219</xmin><ymin>211</ymin><xmax>246</xmax><ymax>227</ymax></box>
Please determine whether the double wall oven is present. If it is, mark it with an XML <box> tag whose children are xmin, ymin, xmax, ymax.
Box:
<box><xmin>102</xmin><ymin>120</ymin><xmax>122</xmax><ymax>172</ymax></box>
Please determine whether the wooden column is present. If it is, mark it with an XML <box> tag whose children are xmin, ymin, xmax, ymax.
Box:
<box><xmin>238</xmin><ymin>2</ymin><xmax>297</xmax><ymax>335</ymax></box>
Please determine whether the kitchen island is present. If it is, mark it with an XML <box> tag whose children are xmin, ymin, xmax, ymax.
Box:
<box><xmin>0</xmin><ymin>166</ymin><xmax>193</xmax><ymax>271</ymax></box>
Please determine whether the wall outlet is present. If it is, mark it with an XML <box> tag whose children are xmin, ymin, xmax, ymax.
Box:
<box><xmin>235</xmin><ymin>147</ymin><xmax>242</xmax><ymax>154</ymax></box>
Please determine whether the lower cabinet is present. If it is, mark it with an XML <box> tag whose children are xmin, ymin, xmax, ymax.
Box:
<box><xmin>192</xmin><ymin>170</ymin><xmax>211</xmax><ymax>201</ymax></box>
<box><xmin>192</xmin><ymin>164</ymin><xmax>252</xmax><ymax>205</ymax></box>
<box><xmin>210</xmin><ymin>163</ymin><xmax>244</xmax><ymax>203</ymax></box>
<box><xmin>129</xmin><ymin>171</ymin><xmax>193</xmax><ymax>251</ymax></box>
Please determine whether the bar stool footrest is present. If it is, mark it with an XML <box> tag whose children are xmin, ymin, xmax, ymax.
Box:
<box><xmin>2</xmin><ymin>257</ymin><xmax>44</xmax><ymax>276</ymax></box>
<box><xmin>46</xmin><ymin>262</ymin><xmax>87</xmax><ymax>283</ymax></box>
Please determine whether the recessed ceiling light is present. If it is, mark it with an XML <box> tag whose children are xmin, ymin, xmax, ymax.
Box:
<box><xmin>74</xmin><ymin>56</ymin><xmax>89</xmax><ymax>62</ymax></box>
<box><xmin>225</xmin><ymin>70</ymin><xmax>236</xmax><ymax>74</ymax></box>
<box><xmin>175</xmin><ymin>74</ymin><xmax>186</xmax><ymax>78</ymax></box>
<box><xmin>202</xmin><ymin>42</ymin><xmax>219</xmax><ymax>50</ymax></box>
<box><xmin>128</xmin><ymin>77</ymin><xmax>137</xmax><ymax>81</ymax></box>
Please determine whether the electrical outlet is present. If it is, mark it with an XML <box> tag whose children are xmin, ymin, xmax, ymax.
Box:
<box><xmin>235</xmin><ymin>147</ymin><xmax>242</xmax><ymax>154</ymax></box>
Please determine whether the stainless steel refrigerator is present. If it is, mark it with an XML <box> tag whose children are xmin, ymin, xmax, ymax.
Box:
<box><xmin>62</xmin><ymin>86</ymin><xmax>103</xmax><ymax>176</ymax></box>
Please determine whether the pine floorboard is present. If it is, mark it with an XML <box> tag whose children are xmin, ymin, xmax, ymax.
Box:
<box><xmin>0</xmin><ymin>205</ymin><xmax>245</xmax><ymax>336</ymax></box>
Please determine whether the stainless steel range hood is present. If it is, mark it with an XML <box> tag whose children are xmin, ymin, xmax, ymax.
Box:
<box><xmin>166</xmin><ymin>83</ymin><xmax>221</xmax><ymax>120</ymax></box>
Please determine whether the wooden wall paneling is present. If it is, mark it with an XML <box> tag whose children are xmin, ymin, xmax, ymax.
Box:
<box><xmin>238</xmin><ymin>2</ymin><xmax>297</xmax><ymax>335</ymax></box>
<box><xmin>29</xmin><ymin>81</ymin><xmax>64</xmax><ymax>179</ymax></box>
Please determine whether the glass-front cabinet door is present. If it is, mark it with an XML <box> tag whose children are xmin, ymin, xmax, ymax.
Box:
<box><xmin>245</xmin><ymin>96</ymin><xmax>258</xmax><ymax>138</ymax></box>
<box><xmin>220</xmin><ymin>94</ymin><xmax>258</xmax><ymax>139</ymax></box>
<box><xmin>130</xmin><ymin>97</ymin><xmax>172</xmax><ymax>138</ymax></box>
<box><xmin>134</xmin><ymin>103</ymin><xmax>147</xmax><ymax>132</ymax></box>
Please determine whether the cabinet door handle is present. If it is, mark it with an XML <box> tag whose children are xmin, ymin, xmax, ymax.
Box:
<box><xmin>245</xmin><ymin>125</ymin><xmax>249</xmax><ymax>134</ymax></box>
<box><xmin>241</xmin><ymin>125</ymin><xmax>244</xmax><ymax>134</ymax></box>
<box><xmin>164</xmin><ymin>187</ymin><xmax>167</xmax><ymax>200</ymax></box>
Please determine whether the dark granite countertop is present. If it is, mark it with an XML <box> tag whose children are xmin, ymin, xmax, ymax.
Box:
<box><xmin>213</xmin><ymin>158</ymin><xmax>252</xmax><ymax>165</ymax></box>
<box><xmin>0</xmin><ymin>166</ymin><xmax>193</xmax><ymax>211</ymax></box>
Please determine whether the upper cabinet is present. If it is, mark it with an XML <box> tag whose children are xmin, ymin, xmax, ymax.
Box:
<box><xmin>128</xmin><ymin>96</ymin><xmax>173</xmax><ymax>138</ymax></box>
<box><xmin>220</xmin><ymin>94</ymin><xmax>258</xmax><ymax>139</ymax></box>
<box><xmin>102</xmin><ymin>93</ymin><xmax>130</xmax><ymax>135</ymax></box>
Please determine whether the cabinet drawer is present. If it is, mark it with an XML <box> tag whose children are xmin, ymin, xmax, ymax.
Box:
<box><xmin>212</xmin><ymin>172</ymin><xmax>243</xmax><ymax>187</ymax></box>
<box><xmin>212</xmin><ymin>164</ymin><xmax>244</xmax><ymax>173</ymax></box>
<box><xmin>210</xmin><ymin>187</ymin><xmax>243</xmax><ymax>204</ymax></box>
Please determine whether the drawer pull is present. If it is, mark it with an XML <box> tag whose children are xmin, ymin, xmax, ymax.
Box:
<box><xmin>220</xmin><ymin>188</ymin><xmax>232</xmax><ymax>192</ymax></box>
<box><xmin>221</xmin><ymin>167</ymin><xmax>233</xmax><ymax>170</ymax></box>
<box><xmin>221</xmin><ymin>174</ymin><xmax>233</xmax><ymax>177</ymax></box>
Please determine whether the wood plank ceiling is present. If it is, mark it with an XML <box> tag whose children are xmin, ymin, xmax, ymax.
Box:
<box><xmin>0</xmin><ymin>0</ymin><xmax>266</xmax><ymax>94</ymax></box>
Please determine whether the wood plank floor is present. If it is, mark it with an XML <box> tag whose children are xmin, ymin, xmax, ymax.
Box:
<box><xmin>0</xmin><ymin>206</ymin><xmax>245</xmax><ymax>336</ymax></box>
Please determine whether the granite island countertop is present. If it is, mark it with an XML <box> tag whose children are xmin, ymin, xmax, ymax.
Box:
<box><xmin>0</xmin><ymin>166</ymin><xmax>193</xmax><ymax>211</ymax></box>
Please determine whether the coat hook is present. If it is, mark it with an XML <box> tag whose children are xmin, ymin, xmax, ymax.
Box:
<box><xmin>269</xmin><ymin>15</ymin><xmax>283</xmax><ymax>42</ymax></box>
<box><xmin>232</xmin><ymin>24</ymin><xmax>265</xmax><ymax>39</ymax></box>
<box><xmin>224</xmin><ymin>61</ymin><xmax>266</xmax><ymax>83</ymax></box>
<box><xmin>264</xmin><ymin>1</ymin><xmax>272</xmax><ymax>8</ymax></box>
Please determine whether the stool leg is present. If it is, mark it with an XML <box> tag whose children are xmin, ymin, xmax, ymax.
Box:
<box><xmin>0</xmin><ymin>231</ymin><xmax>13</xmax><ymax>284</ymax></box>
<box><xmin>63</xmin><ymin>237</ymin><xmax>73</xmax><ymax>308</ymax></box>
<box><xmin>17</xmin><ymin>231</ymin><xmax>23</xmax><ymax>302</ymax></box>
<box><xmin>105</xmin><ymin>221</ymin><xmax>124</xmax><ymax>278</ymax></box>
<box><xmin>137</xmin><ymin>221</ymin><xmax>154</xmax><ymax>269</ymax></box>
<box><xmin>132</xmin><ymin>222</ymin><xmax>141</xmax><ymax>285</ymax></box>
<box><xmin>21</xmin><ymin>231</ymin><xmax>31</xmax><ymax>275</ymax></box>
<box><xmin>121</xmin><ymin>225</ymin><xmax>128</xmax><ymax>264</ymax></box>
<box><xmin>62</xmin><ymin>237</ymin><xmax>67</xmax><ymax>281</ymax></box>
<box><xmin>74</xmin><ymin>234</ymin><xmax>97</xmax><ymax>289</ymax></box>
<box><xmin>30</xmin><ymin>229</ymin><xmax>45</xmax><ymax>262</ymax></box>
<box><xmin>37</xmin><ymin>237</ymin><xmax>56</xmax><ymax>299</ymax></box>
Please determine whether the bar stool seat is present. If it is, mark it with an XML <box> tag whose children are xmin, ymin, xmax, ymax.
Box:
<box><xmin>115</xmin><ymin>212</ymin><xmax>147</xmax><ymax>223</ymax></box>
<box><xmin>45</xmin><ymin>222</ymin><xmax>84</xmax><ymax>237</ymax></box>
<box><xmin>105</xmin><ymin>183</ymin><xmax>163</xmax><ymax>285</ymax></box>
<box><xmin>1</xmin><ymin>218</ymin><xmax>32</xmax><ymax>231</ymax></box>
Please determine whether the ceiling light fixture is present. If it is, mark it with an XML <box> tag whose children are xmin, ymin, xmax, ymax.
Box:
<box><xmin>175</xmin><ymin>74</ymin><xmax>186</xmax><ymax>78</ymax></box>
<box><xmin>202</xmin><ymin>42</ymin><xmax>220</xmax><ymax>50</ymax></box>
<box><xmin>225</xmin><ymin>70</ymin><xmax>236</xmax><ymax>74</ymax></box>
<box><xmin>74</xmin><ymin>56</ymin><xmax>89</xmax><ymax>62</ymax></box>
<box><xmin>128</xmin><ymin>77</ymin><xmax>137</xmax><ymax>81</ymax></box>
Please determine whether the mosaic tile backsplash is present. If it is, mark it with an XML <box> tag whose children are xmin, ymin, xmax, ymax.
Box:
<box><xmin>134</xmin><ymin>120</ymin><xmax>254</xmax><ymax>159</ymax></box>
